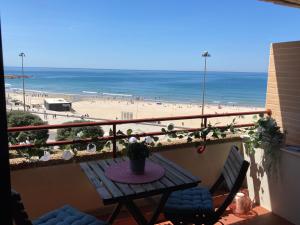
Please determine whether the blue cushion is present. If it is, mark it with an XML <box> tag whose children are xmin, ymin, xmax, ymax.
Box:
<box><xmin>32</xmin><ymin>205</ymin><xmax>106</xmax><ymax>225</ymax></box>
<box><xmin>164</xmin><ymin>187</ymin><xmax>214</xmax><ymax>217</ymax></box>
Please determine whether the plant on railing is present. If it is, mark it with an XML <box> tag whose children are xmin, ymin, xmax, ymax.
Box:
<box><xmin>7</xmin><ymin>111</ymin><xmax>49</xmax><ymax>159</ymax></box>
<box><xmin>243</xmin><ymin>116</ymin><xmax>284</xmax><ymax>173</ymax></box>
<box><xmin>160</xmin><ymin>119</ymin><xmax>241</xmax><ymax>148</ymax></box>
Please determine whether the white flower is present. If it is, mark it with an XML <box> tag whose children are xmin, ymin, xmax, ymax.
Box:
<box><xmin>240</xmin><ymin>134</ymin><xmax>250</xmax><ymax>139</ymax></box>
<box><xmin>77</xmin><ymin>131</ymin><xmax>84</xmax><ymax>138</ymax></box>
<box><xmin>62</xmin><ymin>150</ymin><xmax>74</xmax><ymax>160</ymax></box>
<box><xmin>25</xmin><ymin>139</ymin><xmax>31</xmax><ymax>144</ymax></box>
<box><xmin>104</xmin><ymin>131</ymin><xmax>110</xmax><ymax>137</ymax></box>
<box><xmin>144</xmin><ymin>136</ymin><xmax>153</xmax><ymax>144</ymax></box>
<box><xmin>30</xmin><ymin>156</ymin><xmax>39</xmax><ymax>162</ymax></box>
<box><xmin>87</xmin><ymin>143</ymin><xmax>97</xmax><ymax>152</ymax></box>
<box><xmin>129</xmin><ymin>137</ymin><xmax>138</xmax><ymax>143</ymax></box>
<box><xmin>40</xmin><ymin>151</ymin><xmax>51</xmax><ymax>161</ymax></box>
<box><xmin>167</xmin><ymin>123</ymin><xmax>175</xmax><ymax>131</ymax></box>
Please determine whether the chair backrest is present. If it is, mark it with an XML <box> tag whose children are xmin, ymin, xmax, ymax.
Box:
<box><xmin>11</xmin><ymin>190</ymin><xmax>33</xmax><ymax>225</ymax></box>
<box><xmin>222</xmin><ymin>145</ymin><xmax>248</xmax><ymax>191</ymax></box>
<box><xmin>212</xmin><ymin>145</ymin><xmax>249</xmax><ymax>221</ymax></box>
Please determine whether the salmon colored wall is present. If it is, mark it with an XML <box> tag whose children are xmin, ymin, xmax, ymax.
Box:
<box><xmin>11</xmin><ymin>141</ymin><xmax>241</xmax><ymax>220</ymax></box>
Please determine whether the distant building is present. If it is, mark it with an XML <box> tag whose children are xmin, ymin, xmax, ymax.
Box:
<box><xmin>44</xmin><ymin>98</ymin><xmax>71</xmax><ymax>111</ymax></box>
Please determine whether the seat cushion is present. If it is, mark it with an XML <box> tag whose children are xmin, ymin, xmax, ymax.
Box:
<box><xmin>164</xmin><ymin>187</ymin><xmax>214</xmax><ymax>218</ymax></box>
<box><xmin>32</xmin><ymin>205</ymin><xmax>106</xmax><ymax>225</ymax></box>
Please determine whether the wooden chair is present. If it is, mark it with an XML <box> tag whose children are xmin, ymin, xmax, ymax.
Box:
<box><xmin>11</xmin><ymin>189</ymin><xmax>108</xmax><ymax>225</ymax></box>
<box><xmin>164</xmin><ymin>145</ymin><xmax>250</xmax><ymax>225</ymax></box>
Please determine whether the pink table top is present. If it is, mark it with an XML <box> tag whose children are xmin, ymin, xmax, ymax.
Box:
<box><xmin>105</xmin><ymin>160</ymin><xmax>165</xmax><ymax>184</ymax></box>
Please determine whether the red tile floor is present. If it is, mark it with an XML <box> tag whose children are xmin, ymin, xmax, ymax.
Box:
<box><xmin>100</xmin><ymin>205</ymin><xmax>292</xmax><ymax>225</ymax></box>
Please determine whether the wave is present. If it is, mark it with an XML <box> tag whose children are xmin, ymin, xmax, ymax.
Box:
<box><xmin>102</xmin><ymin>92</ymin><xmax>132</xmax><ymax>97</ymax></box>
<box><xmin>26</xmin><ymin>89</ymin><xmax>48</xmax><ymax>93</ymax></box>
<box><xmin>82</xmin><ymin>91</ymin><xmax>98</xmax><ymax>94</ymax></box>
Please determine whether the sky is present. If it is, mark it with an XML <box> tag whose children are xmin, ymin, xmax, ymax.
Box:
<box><xmin>0</xmin><ymin>0</ymin><xmax>299</xmax><ymax>72</ymax></box>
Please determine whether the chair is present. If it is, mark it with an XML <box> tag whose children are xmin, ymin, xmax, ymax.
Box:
<box><xmin>11</xmin><ymin>190</ymin><xmax>108</xmax><ymax>225</ymax></box>
<box><xmin>164</xmin><ymin>145</ymin><xmax>250</xmax><ymax>225</ymax></box>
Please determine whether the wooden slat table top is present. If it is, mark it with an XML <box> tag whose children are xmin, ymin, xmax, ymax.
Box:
<box><xmin>80</xmin><ymin>153</ymin><xmax>201</xmax><ymax>205</ymax></box>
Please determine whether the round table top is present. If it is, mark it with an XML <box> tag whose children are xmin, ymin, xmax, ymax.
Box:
<box><xmin>105</xmin><ymin>160</ymin><xmax>165</xmax><ymax>184</ymax></box>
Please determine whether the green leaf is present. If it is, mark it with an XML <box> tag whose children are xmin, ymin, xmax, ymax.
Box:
<box><xmin>153</xmin><ymin>136</ymin><xmax>159</xmax><ymax>142</ymax></box>
<box><xmin>117</xmin><ymin>130</ymin><xmax>125</xmax><ymax>135</ymax></box>
<box><xmin>161</xmin><ymin>128</ymin><xmax>167</xmax><ymax>133</ymax></box>
<box><xmin>126</xmin><ymin>129</ymin><xmax>133</xmax><ymax>136</ymax></box>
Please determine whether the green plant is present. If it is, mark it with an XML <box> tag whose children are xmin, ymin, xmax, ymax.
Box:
<box><xmin>244</xmin><ymin>116</ymin><xmax>284</xmax><ymax>173</ymax></box>
<box><xmin>126</xmin><ymin>139</ymin><xmax>150</xmax><ymax>160</ymax></box>
<box><xmin>56</xmin><ymin>120</ymin><xmax>105</xmax><ymax>152</ymax></box>
<box><xmin>161</xmin><ymin>120</ymin><xmax>239</xmax><ymax>147</ymax></box>
<box><xmin>7</xmin><ymin>111</ymin><xmax>49</xmax><ymax>158</ymax></box>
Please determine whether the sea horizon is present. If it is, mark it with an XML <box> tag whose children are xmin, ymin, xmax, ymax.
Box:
<box><xmin>4</xmin><ymin>66</ymin><xmax>267</xmax><ymax>107</ymax></box>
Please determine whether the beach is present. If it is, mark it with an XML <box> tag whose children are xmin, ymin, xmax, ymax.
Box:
<box><xmin>6</xmin><ymin>90</ymin><xmax>264</xmax><ymax>140</ymax></box>
<box><xmin>5</xmin><ymin>67</ymin><xmax>267</xmax><ymax>141</ymax></box>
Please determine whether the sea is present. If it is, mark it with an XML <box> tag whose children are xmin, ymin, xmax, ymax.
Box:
<box><xmin>4</xmin><ymin>67</ymin><xmax>267</xmax><ymax>107</ymax></box>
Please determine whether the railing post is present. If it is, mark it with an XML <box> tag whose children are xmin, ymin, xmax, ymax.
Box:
<box><xmin>204</xmin><ymin>117</ymin><xmax>207</xmax><ymax>128</ymax></box>
<box><xmin>112</xmin><ymin>124</ymin><xmax>117</xmax><ymax>158</ymax></box>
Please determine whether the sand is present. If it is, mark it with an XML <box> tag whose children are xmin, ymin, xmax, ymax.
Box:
<box><xmin>6</xmin><ymin>90</ymin><xmax>264</xmax><ymax>140</ymax></box>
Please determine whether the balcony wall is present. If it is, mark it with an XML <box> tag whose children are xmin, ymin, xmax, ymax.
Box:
<box><xmin>262</xmin><ymin>40</ymin><xmax>300</xmax><ymax>224</ymax></box>
<box><xmin>265</xmin><ymin>40</ymin><xmax>300</xmax><ymax>146</ymax></box>
<box><xmin>10</xmin><ymin>139</ymin><xmax>241</xmax><ymax>220</ymax></box>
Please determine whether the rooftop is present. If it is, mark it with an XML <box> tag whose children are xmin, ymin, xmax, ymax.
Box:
<box><xmin>44</xmin><ymin>98</ymin><xmax>71</xmax><ymax>104</ymax></box>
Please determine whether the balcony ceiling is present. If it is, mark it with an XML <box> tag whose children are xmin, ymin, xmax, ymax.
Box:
<box><xmin>261</xmin><ymin>0</ymin><xmax>300</xmax><ymax>8</ymax></box>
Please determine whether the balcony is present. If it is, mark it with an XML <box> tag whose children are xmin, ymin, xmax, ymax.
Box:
<box><xmin>7</xmin><ymin>110</ymin><xmax>296</xmax><ymax>225</ymax></box>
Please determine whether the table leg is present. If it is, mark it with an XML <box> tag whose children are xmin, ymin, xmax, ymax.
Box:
<box><xmin>148</xmin><ymin>192</ymin><xmax>170</xmax><ymax>225</ymax></box>
<box><xmin>108</xmin><ymin>203</ymin><xmax>123</xmax><ymax>224</ymax></box>
<box><xmin>123</xmin><ymin>192</ymin><xmax>171</xmax><ymax>225</ymax></box>
<box><xmin>124</xmin><ymin>200</ymin><xmax>148</xmax><ymax>225</ymax></box>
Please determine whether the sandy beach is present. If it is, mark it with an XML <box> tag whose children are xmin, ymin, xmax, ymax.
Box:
<box><xmin>6</xmin><ymin>90</ymin><xmax>264</xmax><ymax>138</ymax></box>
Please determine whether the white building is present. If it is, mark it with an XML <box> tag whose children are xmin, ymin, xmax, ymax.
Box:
<box><xmin>44</xmin><ymin>98</ymin><xmax>72</xmax><ymax>111</ymax></box>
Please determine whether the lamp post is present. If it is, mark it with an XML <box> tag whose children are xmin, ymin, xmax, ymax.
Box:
<box><xmin>19</xmin><ymin>52</ymin><xmax>26</xmax><ymax>111</ymax></box>
<box><xmin>201</xmin><ymin>51</ymin><xmax>210</xmax><ymax>127</ymax></box>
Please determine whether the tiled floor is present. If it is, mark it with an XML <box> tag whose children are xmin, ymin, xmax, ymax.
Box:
<box><xmin>109</xmin><ymin>206</ymin><xmax>293</xmax><ymax>225</ymax></box>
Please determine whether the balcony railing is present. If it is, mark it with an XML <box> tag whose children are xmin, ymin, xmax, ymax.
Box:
<box><xmin>7</xmin><ymin>110</ymin><xmax>271</xmax><ymax>158</ymax></box>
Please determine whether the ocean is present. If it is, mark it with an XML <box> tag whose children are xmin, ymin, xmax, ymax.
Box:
<box><xmin>4</xmin><ymin>67</ymin><xmax>267</xmax><ymax>107</ymax></box>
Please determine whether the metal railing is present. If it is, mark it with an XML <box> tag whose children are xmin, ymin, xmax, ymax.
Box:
<box><xmin>7</xmin><ymin>110</ymin><xmax>271</xmax><ymax>158</ymax></box>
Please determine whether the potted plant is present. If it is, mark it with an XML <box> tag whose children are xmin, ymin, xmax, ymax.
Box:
<box><xmin>126</xmin><ymin>136</ymin><xmax>151</xmax><ymax>174</ymax></box>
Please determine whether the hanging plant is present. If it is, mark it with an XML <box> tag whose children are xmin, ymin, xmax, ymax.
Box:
<box><xmin>244</xmin><ymin>116</ymin><xmax>285</xmax><ymax>173</ymax></box>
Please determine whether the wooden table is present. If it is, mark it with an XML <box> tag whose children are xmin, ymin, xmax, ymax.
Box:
<box><xmin>80</xmin><ymin>153</ymin><xmax>200</xmax><ymax>225</ymax></box>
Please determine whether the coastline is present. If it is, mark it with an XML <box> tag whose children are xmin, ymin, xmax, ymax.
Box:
<box><xmin>6</xmin><ymin>89</ymin><xmax>264</xmax><ymax>135</ymax></box>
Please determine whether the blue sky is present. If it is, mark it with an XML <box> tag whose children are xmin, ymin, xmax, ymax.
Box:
<box><xmin>0</xmin><ymin>0</ymin><xmax>299</xmax><ymax>72</ymax></box>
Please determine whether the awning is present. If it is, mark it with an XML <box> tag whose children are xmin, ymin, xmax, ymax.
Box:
<box><xmin>261</xmin><ymin>0</ymin><xmax>300</xmax><ymax>8</ymax></box>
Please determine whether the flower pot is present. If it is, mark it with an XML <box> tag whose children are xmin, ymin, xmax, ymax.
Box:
<box><xmin>130</xmin><ymin>158</ymin><xmax>146</xmax><ymax>174</ymax></box>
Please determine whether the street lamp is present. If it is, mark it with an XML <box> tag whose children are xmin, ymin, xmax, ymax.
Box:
<box><xmin>201</xmin><ymin>51</ymin><xmax>210</xmax><ymax>126</ymax></box>
<box><xmin>19</xmin><ymin>52</ymin><xmax>26</xmax><ymax>111</ymax></box>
